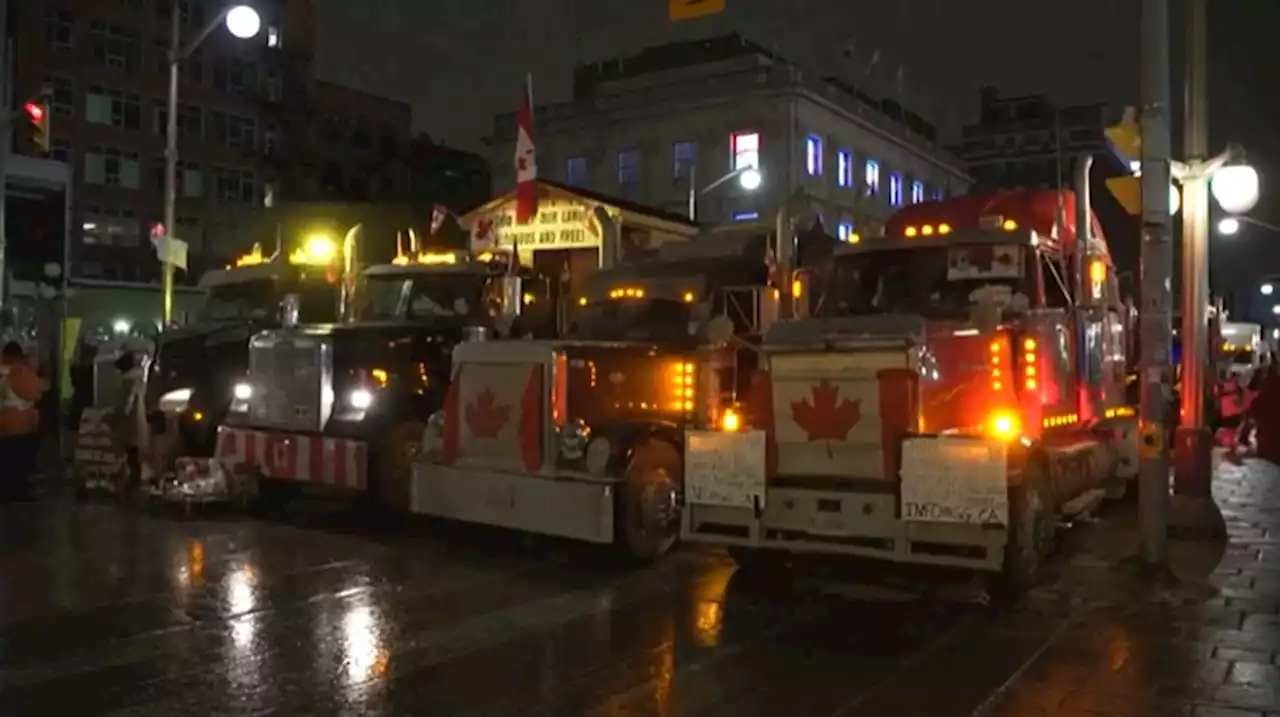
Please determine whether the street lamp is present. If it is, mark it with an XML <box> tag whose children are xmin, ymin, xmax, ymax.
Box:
<box><xmin>1261</xmin><ymin>282</ymin><xmax>1274</xmax><ymax>296</ymax></box>
<box><xmin>1217</xmin><ymin>214</ymin><xmax>1279</xmax><ymax>237</ymax></box>
<box><xmin>160</xmin><ymin>4</ymin><xmax>261</xmax><ymax>325</ymax></box>
<box><xmin>1211</xmin><ymin>165</ymin><xmax>1261</xmax><ymax>215</ymax></box>
<box><xmin>687</xmin><ymin>166</ymin><xmax>762</xmax><ymax>221</ymax></box>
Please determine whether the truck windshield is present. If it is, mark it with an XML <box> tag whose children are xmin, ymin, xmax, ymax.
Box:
<box><xmin>813</xmin><ymin>244</ymin><xmax>1031</xmax><ymax>319</ymax></box>
<box><xmin>360</xmin><ymin>272</ymin><xmax>490</xmax><ymax>322</ymax></box>
<box><xmin>570</xmin><ymin>299</ymin><xmax>693</xmax><ymax>343</ymax></box>
<box><xmin>1233</xmin><ymin>348</ymin><xmax>1255</xmax><ymax>366</ymax></box>
<box><xmin>200</xmin><ymin>278</ymin><xmax>336</xmax><ymax>323</ymax></box>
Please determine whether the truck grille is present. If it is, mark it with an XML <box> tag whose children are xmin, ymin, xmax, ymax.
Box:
<box><xmin>246</xmin><ymin>330</ymin><xmax>333</xmax><ymax>431</ymax></box>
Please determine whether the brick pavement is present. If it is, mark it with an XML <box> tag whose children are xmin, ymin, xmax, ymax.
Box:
<box><xmin>981</xmin><ymin>458</ymin><xmax>1280</xmax><ymax>717</ymax></box>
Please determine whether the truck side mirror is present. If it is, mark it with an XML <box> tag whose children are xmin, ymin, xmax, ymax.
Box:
<box><xmin>493</xmin><ymin>276</ymin><xmax>523</xmax><ymax>319</ymax></box>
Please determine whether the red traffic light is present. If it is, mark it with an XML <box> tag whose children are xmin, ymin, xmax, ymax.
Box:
<box><xmin>23</xmin><ymin>101</ymin><xmax>45</xmax><ymax>123</ymax></box>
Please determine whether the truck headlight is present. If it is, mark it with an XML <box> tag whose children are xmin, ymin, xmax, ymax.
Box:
<box><xmin>560</xmin><ymin>419</ymin><xmax>591</xmax><ymax>461</ymax></box>
<box><xmin>159</xmin><ymin>387</ymin><xmax>193</xmax><ymax>414</ymax></box>
<box><xmin>348</xmin><ymin>388</ymin><xmax>374</xmax><ymax>410</ymax></box>
<box><xmin>232</xmin><ymin>382</ymin><xmax>253</xmax><ymax>401</ymax></box>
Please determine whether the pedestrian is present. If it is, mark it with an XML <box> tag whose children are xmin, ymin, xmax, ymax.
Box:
<box><xmin>110</xmin><ymin>350</ymin><xmax>147</xmax><ymax>498</ymax></box>
<box><xmin>1216</xmin><ymin>373</ymin><xmax>1247</xmax><ymax>464</ymax></box>
<box><xmin>0</xmin><ymin>341</ymin><xmax>44</xmax><ymax>502</ymax></box>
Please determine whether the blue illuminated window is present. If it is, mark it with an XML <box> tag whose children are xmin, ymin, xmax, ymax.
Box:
<box><xmin>617</xmin><ymin>149</ymin><xmax>639</xmax><ymax>185</ymax></box>
<box><xmin>733</xmin><ymin>211</ymin><xmax>759</xmax><ymax>221</ymax></box>
<box><xmin>889</xmin><ymin>173</ymin><xmax>903</xmax><ymax>206</ymax></box>
<box><xmin>865</xmin><ymin>159</ymin><xmax>880</xmax><ymax>195</ymax></box>
<box><xmin>565</xmin><ymin>156</ymin><xmax>586</xmax><ymax>186</ymax></box>
<box><xmin>911</xmin><ymin>180</ymin><xmax>925</xmax><ymax>204</ymax></box>
<box><xmin>805</xmin><ymin>135</ymin><xmax>822</xmax><ymax>176</ymax></box>
<box><xmin>837</xmin><ymin>221</ymin><xmax>855</xmax><ymax>240</ymax></box>
<box><xmin>836</xmin><ymin>150</ymin><xmax>852</xmax><ymax>188</ymax></box>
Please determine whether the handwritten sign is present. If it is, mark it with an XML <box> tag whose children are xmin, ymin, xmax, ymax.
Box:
<box><xmin>900</xmin><ymin>436</ymin><xmax>1008</xmax><ymax>525</ymax></box>
<box><xmin>684</xmin><ymin>430</ymin><xmax>767</xmax><ymax>509</ymax></box>
<box><xmin>74</xmin><ymin>408</ymin><xmax>124</xmax><ymax>487</ymax></box>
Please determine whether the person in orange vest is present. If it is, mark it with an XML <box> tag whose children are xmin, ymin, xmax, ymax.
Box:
<box><xmin>0</xmin><ymin>341</ymin><xmax>45</xmax><ymax>502</ymax></box>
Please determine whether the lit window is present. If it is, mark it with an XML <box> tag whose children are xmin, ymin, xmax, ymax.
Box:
<box><xmin>732</xmin><ymin>211</ymin><xmax>759</xmax><ymax>221</ymax></box>
<box><xmin>837</xmin><ymin>221</ymin><xmax>854</xmax><ymax>240</ymax></box>
<box><xmin>889</xmin><ymin>173</ymin><xmax>903</xmax><ymax>206</ymax></box>
<box><xmin>617</xmin><ymin>149</ymin><xmax>639</xmax><ymax>185</ymax></box>
<box><xmin>730</xmin><ymin>131</ymin><xmax>759</xmax><ymax>171</ymax></box>
<box><xmin>267</xmin><ymin>26</ymin><xmax>281</xmax><ymax>48</ymax></box>
<box><xmin>805</xmin><ymin>135</ymin><xmax>822</xmax><ymax>176</ymax></box>
<box><xmin>865</xmin><ymin>159</ymin><xmax>880</xmax><ymax>195</ymax></box>
<box><xmin>836</xmin><ymin>150</ymin><xmax>852</xmax><ymax>188</ymax></box>
<box><xmin>911</xmin><ymin>180</ymin><xmax>925</xmax><ymax>204</ymax></box>
<box><xmin>932</xmin><ymin>187</ymin><xmax>944</xmax><ymax>201</ymax></box>
<box><xmin>565</xmin><ymin>156</ymin><xmax>586</xmax><ymax>186</ymax></box>
<box><xmin>673</xmin><ymin>140</ymin><xmax>695</xmax><ymax>179</ymax></box>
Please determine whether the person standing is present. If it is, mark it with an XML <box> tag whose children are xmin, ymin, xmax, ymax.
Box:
<box><xmin>111</xmin><ymin>351</ymin><xmax>148</xmax><ymax>498</ymax></box>
<box><xmin>0</xmin><ymin>341</ymin><xmax>45</xmax><ymax>501</ymax></box>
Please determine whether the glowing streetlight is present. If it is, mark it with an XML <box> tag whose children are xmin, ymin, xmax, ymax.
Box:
<box><xmin>1211</xmin><ymin>164</ymin><xmax>1261</xmax><ymax>215</ymax></box>
<box><xmin>1218</xmin><ymin>217</ymin><xmax>1240</xmax><ymax>236</ymax></box>
<box><xmin>1261</xmin><ymin>283</ymin><xmax>1274</xmax><ymax>296</ymax></box>
<box><xmin>738</xmin><ymin>168</ymin><xmax>762</xmax><ymax>191</ymax></box>
<box><xmin>688</xmin><ymin>166</ymin><xmax>763</xmax><ymax>221</ymax></box>
<box><xmin>225</xmin><ymin>5</ymin><xmax>262</xmax><ymax>39</ymax></box>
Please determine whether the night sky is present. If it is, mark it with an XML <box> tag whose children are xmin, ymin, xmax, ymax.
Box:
<box><xmin>313</xmin><ymin>0</ymin><xmax>1280</xmax><ymax>283</ymax></box>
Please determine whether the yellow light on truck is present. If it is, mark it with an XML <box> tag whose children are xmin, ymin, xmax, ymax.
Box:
<box><xmin>921</xmin><ymin>225</ymin><xmax>934</xmax><ymax>236</ymax></box>
<box><xmin>1001</xmin><ymin>219</ymin><xmax>1018</xmax><ymax>231</ymax></box>
<box><xmin>683</xmin><ymin>291</ymin><xmax>695</xmax><ymax>303</ymax></box>
<box><xmin>721</xmin><ymin>408</ymin><xmax>741</xmax><ymax>432</ymax></box>
<box><xmin>791</xmin><ymin>279</ymin><xmax>802</xmax><ymax>298</ymax></box>
<box><xmin>989</xmin><ymin>411</ymin><xmax>1020</xmax><ymax>439</ymax></box>
<box><xmin>370</xmin><ymin>368</ymin><xmax>389</xmax><ymax>387</ymax></box>
<box><xmin>1089</xmin><ymin>260</ymin><xmax>1106</xmax><ymax>284</ymax></box>
<box><xmin>1023</xmin><ymin>338</ymin><xmax>1037</xmax><ymax>351</ymax></box>
<box><xmin>234</xmin><ymin>244</ymin><xmax>266</xmax><ymax>267</ymax></box>
<box><xmin>849</xmin><ymin>232</ymin><xmax>861</xmax><ymax>244</ymax></box>
<box><xmin>938</xmin><ymin>223</ymin><xmax>952</xmax><ymax>235</ymax></box>
<box><xmin>904</xmin><ymin>226</ymin><xmax>918</xmax><ymax>237</ymax></box>
<box><xmin>578</xmin><ymin>297</ymin><xmax>587</xmax><ymax>306</ymax></box>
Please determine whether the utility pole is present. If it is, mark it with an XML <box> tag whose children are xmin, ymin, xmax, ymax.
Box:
<box><xmin>1137</xmin><ymin>0</ymin><xmax>1174</xmax><ymax>565</ymax></box>
<box><xmin>1</xmin><ymin>0</ymin><xmax>10</xmax><ymax>313</ymax></box>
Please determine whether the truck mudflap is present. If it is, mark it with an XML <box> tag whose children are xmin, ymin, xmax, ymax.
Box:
<box><xmin>214</xmin><ymin>426</ymin><xmax>368</xmax><ymax>489</ymax></box>
<box><xmin>680</xmin><ymin>431</ymin><xmax>1012</xmax><ymax>572</ymax></box>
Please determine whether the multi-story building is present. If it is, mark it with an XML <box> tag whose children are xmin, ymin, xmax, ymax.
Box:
<box><xmin>8</xmin><ymin>0</ymin><xmax>318</xmax><ymax>283</ymax></box>
<box><xmin>487</xmin><ymin>34</ymin><xmax>969</xmax><ymax>239</ymax></box>
<box><xmin>304</xmin><ymin>80</ymin><xmax>412</xmax><ymax>202</ymax></box>
<box><xmin>409</xmin><ymin>135</ymin><xmax>490</xmax><ymax>217</ymax></box>
<box><xmin>950</xmin><ymin>87</ymin><xmax>1138</xmax><ymax>278</ymax></box>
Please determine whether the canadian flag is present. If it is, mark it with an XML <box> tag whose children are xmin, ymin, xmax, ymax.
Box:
<box><xmin>514</xmin><ymin>75</ymin><xmax>538</xmax><ymax>224</ymax></box>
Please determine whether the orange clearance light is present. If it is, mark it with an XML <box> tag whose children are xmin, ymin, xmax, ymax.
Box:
<box><xmin>791</xmin><ymin>278</ymin><xmax>802</xmax><ymax>298</ymax></box>
<box><xmin>1023</xmin><ymin>338</ymin><xmax>1037</xmax><ymax>351</ymax></box>
<box><xmin>1001</xmin><ymin>219</ymin><xmax>1018</xmax><ymax>231</ymax></box>
<box><xmin>849</xmin><ymin>232</ymin><xmax>861</xmax><ymax>244</ymax></box>
<box><xmin>989</xmin><ymin>411</ymin><xmax>1020</xmax><ymax>439</ymax></box>
<box><xmin>904</xmin><ymin>226</ymin><xmax>918</xmax><ymax>237</ymax></box>
<box><xmin>921</xmin><ymin>225</ymin><xmax>934</xmax><ymax>236</ymax></box>
<box><xmin>938</xmin><ymin>223</ymin><xmax>952</xmax><ymax>234</ymax></box>
<box><xmin>989</xmin><ymin>341</ymin><xmax>1001</xmax><ymax>353</ymax></box>
<box><xmin>1089</xmin><ymin>260</ymin><xmax>1106</xmax><ymax>284</ymax></box>
<box><xmin>683</xmin><ymin>291</ymin><xmax>695</xmax><ymax>303</ymax></box>
<box><xmin>721</xmin><ymin>408</ymin><xmax>741</xmax><ymax>432</ymax></box>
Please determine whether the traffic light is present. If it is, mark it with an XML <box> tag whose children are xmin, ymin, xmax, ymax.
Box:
<box><xmin>23</xmin><ymin>99</ymin><xmax>50</xmax><ymax>153</ymax></box>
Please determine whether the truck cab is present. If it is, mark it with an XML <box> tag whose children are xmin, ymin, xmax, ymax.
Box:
<box><xmin>214</xmin><ymin>247</ymin><xmax>553</xmax><ymax>511</ymax></box>
<box><xmin>148</xmin><ymin>237</ymin><xmax>345</xmax><ymax>456</ymax></box>
<box><xmin>681</xmin><ymin>189</ymin><xmax>1139</xmax><ymax>590</ymax></box>
<box><xmin>411</xmin><ymin>228</ymin><xmax>840</xmax><ymax>560</ymax></box>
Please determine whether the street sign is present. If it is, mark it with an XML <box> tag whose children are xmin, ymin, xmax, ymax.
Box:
<box><xmin>152</xmin><ymin>236</ymin><xmax>189</xmax><ymax>271</ymax></box>
<box><xmin>1106</xmin><ymin>176</ymin><xmax>1142</xmax><ymax>216</ymax></box>
<box><xmin>669</xmin><ymin>0</ymin><xmax>724</xmax><ymax>21</ymax></box>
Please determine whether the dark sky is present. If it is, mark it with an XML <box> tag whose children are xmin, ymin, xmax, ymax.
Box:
<box><xmin>313</xmin><ymin>0</ymin><xmax>1280</xmax><ymax>246</ymax></box>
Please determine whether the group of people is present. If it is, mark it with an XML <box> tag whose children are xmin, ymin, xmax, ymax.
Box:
<box><xmin>1218</xmin><ymin>360</ymin><xmax>1280</xmax><ymax>463</ymax></box>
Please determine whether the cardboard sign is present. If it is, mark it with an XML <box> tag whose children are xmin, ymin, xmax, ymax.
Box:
<box><xmin>900</xmin><ymin>436</ymin><xmax>1009</xmax><ymax>525</ymax></box>
<box><xmin>684</xmin><ymin>429</ymin><xmax>767</xmax><ymax>509</ymax></box>
<box><xmin>74</xmin><ymin>408</ymin><xmax>124</xmax><ymax>484</ymax></box>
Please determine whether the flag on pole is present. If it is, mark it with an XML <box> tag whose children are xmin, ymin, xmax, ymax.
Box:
<box><xmin>668</xmin><ymin>0</ymin><xmax>724</xmax><ymax>22</ymax></box>
<box><xmin>514</xmin><ymin>75</ymin><xmax>538</xmax><ymax>225</ymax></box>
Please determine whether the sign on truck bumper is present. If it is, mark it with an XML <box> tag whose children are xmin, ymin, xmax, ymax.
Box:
<box><xmin>680</xmin><ymin>432</ymin><xmax>1012</xmax><ymax>572</ymax></box>
<box><xmin>215</xmin><ymin>426</ymin><xmax>368</xmax><ymax>489</ymax></box>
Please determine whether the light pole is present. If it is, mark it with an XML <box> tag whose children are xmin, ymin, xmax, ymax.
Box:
<box><xmin>687</xmin><ymin>165</ymin><xmax>762</xmax><ymax>221</ymax></box>
<box><xmin>161</xmin><ymin>4</ymin><xmax>260</xmax><ymax>324</ymax></box>
<box><xmin>1171</xmin><ymin>0</ymin><xmax>1260</xmax><ymax>539</ymax></box>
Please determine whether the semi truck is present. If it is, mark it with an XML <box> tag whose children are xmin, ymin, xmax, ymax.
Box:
<box><xmin>679</xmin><ymin>189</ymin><xmax>1140</xmax><ymax>591</ymax></box>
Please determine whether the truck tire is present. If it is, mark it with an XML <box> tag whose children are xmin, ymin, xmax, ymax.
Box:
<box><xmin>999</xmin><ymin>458</ymin><xmax>1054</xmax><ymax>597</ymax></box>
<box><xmin>619</xmin><ymin>439</ymin><xmax>683</xmax><ymax>562</ymax></box>
<box><xmin>373</xmin><ymin>420</ymin><xmax>425</xmax><ymax>515</ymax></box>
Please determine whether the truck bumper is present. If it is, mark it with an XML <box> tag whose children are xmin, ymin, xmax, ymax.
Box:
<box><xmin>214</xmin><ymin>425</ymin><xmax>368</xmax><ymax>490</ymax></box>
<box><xmin>410</xmin><ymin>461</ymin><xmax>616</xmax><ymax>544</ymax></box>
<box><xmin>681</xmin><ymin>491</ymin><xmax>1008</xmax><ymax>572</ymax></box>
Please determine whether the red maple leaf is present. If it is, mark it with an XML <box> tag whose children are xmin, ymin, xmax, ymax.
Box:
<box><xmin>465</xmin><ymin>387</ymin><xmax>510</xmax><ymax>438</ymax></box>
<box><xmin>790</xmin><ymin>379</ymin><xmax>862</xmax><ymax>442</ymax></box>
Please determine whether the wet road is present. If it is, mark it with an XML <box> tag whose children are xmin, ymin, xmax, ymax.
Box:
<box><xmin>0</xmin><ymin>500</ymin><xmax>1083</xmax><ymax>717</ymax></box>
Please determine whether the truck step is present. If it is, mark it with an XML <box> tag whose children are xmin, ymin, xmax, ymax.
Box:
<box><xmin>1058</xmin><ymin>488</ymin><xmax>1106</xmax><ymax>520</ymax></box>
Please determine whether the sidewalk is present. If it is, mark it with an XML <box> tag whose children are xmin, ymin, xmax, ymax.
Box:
<box><xmin>984</xmin><ymin>458</ymin><xmax>1280</xmax><ymax>717</ymax></box>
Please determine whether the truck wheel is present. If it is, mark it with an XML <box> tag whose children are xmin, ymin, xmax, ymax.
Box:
<box><xmin>374</xmin><ymin>420</ymin><xmax>425</xmax><ymax>515</ymax></box>
<box><xmin>620</xmin><ymin>439</ymin><xmax>682</xmax><ymax>562</ymax></box>
<box><xmin>999</xmin><ymin>459</ymin><xmax>1054</xmax><ymax>596</ymax></box>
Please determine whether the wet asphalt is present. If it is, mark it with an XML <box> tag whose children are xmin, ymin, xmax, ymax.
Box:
<box><xmin>0</xmin><ymin>496</ymin><xmax>1087</xmax><ymax>717</ymax></box>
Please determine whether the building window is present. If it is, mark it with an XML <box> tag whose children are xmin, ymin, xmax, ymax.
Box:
<box><xmin>215</xmin><ymin>167</ymin><xmax>256</xmax><ymax>204</ymax></box>
<box><xmin>565</xmin><ymin>156</ymin><xmax>587</xmax><ymax>186</ymax></box>
<box><xmin>153</xmin><ymin>101</ymin><xmax>203</xmax><ymax>137</ymax></box>
<box><xmin>836</xmin><ymin>150</ymin><xmax>853</xmax><ymax>188</ymax></box>
<box><xmin>617</xmin><ymin>149</ymin><xmax>639</xmax><ymax>185</ymax></box>
<box><xmin>151</xmin><ymin>159</ymin><xmax>204</xmax><ymax>198</ymax></box>
<box><xmin>210</xmin><ymin>111</ymin><xmax>257</xmax><ymax>150</ymax></box>
<box><xmin>267</xmin><ymin>25</ymin><xmax>282</xmax><ymax>48</ymax></box>
<box><xmin>732</xmin><ymin>211</ymin><xmax>759</xmax><ymax>221</ymax></box>
<box><xmin>837</xmin><ymin>221</ymin><xmax>855</xmax><ymax>241</ymax></box>
<box><xmin>911</xmin><ymin>180</ymin><xmax>925</xmax><ymax>204</ymax></box>
<box><xmin>805</xmin><ymin>135</ymin><xmax>822</xmax><ymax>176</ymax></box>
<box><xmin>81</xmin><ymin>204</ymin><xmax>141</xmax><ymax>247</ymax></box>
<box><xmin>84</xmin><ymin>146</ymin><xmax>142</xmax><ymax>188</ymax></box>
<box><xmin>730</xmin><ymin>131</ymin><xmax>759</xmax><ymax>171</ymax></box>
<box><xmin>932</xmin><ymin>187</ymin><xmax>944</xmax><ymax>201</ymax></box>
<box><xmin>673</xmin><ymin>140</ymin><xmax>695</xmax><ymax>179</ymax></box>
<box><xmin>44</xmin><ymin>75</ymin><xmax>75</xmax><ymax>117</ymax></box>
<box><xmin>90</xmin><ymin>21</ymin><xmax>142</xmax><ymax>71</ymax></box>
<box><xmin>45</xmin><ymin>9</ymin><xmax>74</xmax><ymax>54</ymax></box>
<box><xmin>864</xmin><ymin>159</ymin><xmax>880</xmax><ymax>196</ymax></box>
<box><xmin>85</xmin><ymin>86</ymin><xmax>142</xmax><ymax>129</ymax></box>
<box><xmin>158</xmin><ymin>0</ymin><xmax>206</xmax><ymax>27</ymax></box>
<box><xmin>889</xmin><ymin>173</ymin><xmax>903</xmax><ymax>206</ymax></box>
<box><xmin>215</xmin><ymin>58</ymin><xmax>258</xmax><ymax>95</ymax></box>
